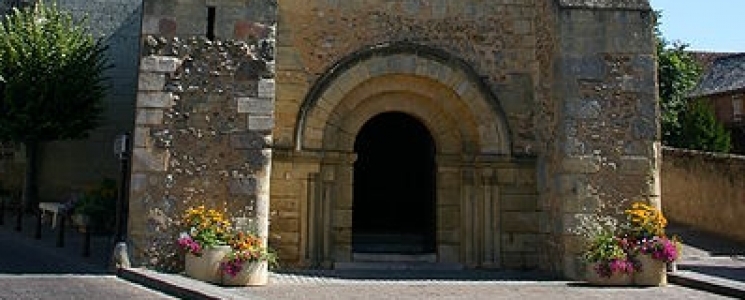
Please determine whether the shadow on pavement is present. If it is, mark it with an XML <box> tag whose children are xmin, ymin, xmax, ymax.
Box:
<box><xmin>667</xmin><ymin>223</ymin><xmax>745</xmax><ymax>257</ymax></box>
<box><xmin>0</xmin><ymin>213</ymin><xmax>112</xmax><ymax>275</ymax></box>
<box><xmin>680</xmin><ymin>265</ymin><xmax>745</xmax><ymax>283</ymax></box>
<box><xmin>667</xmin><ymin>222</ymin><xmax>745</xmax><ymax>284</ymax></box>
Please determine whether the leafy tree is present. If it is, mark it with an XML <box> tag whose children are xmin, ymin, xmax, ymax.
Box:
<box><xmin>679</xmin><ymin>101</ymin><xmax>731</xmax><ymax>153</ymax></box>
<box><xmin>0</xmin><ymin>1</ymin><xmax>108</xmax><ymax>225</ymax></box>
<box><xmin>655</xmin><ymin>12</ymin><xmax>702</xmax><ymax>147</ymax></box>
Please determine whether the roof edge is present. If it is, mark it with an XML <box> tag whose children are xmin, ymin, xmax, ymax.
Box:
<box><xmin>557</xmin><ymin>0</ymin><xmax>651</xmax><ymax>11</ymax></box>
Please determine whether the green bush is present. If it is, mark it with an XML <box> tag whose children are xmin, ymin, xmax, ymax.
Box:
<box><xmin>678</xmin><ymin>100</ymin><xmax>732</xmax><ymax>153</ymax></box>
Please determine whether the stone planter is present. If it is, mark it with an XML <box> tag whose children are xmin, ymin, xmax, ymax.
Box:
<box><xmin>184</xmin><ymin>245</ymin><xmax>231</xmax><ymax>284</ymax></box>
<box><xmin>71</xmin><ymin>213</ymin><xmax>90</xmax><ymax>231</ymax></box>
<box><xmin>585</xmin><ymin>264</ymin><xmax>633</xmax><ymax>286</ymax></box>
<box><xmin>221</xmin><ymin>260</ymin><xmax>269</xmax><ymax>286</ymax></box>
<box><xmin>634</xmin><ymin>254</ymin><xmax>667</xmax><ymax>286</ymax></box>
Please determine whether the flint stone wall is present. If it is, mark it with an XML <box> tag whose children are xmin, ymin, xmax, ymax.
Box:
<box><xmin>128</xmin><ymin>0</ymin><xmax>277</xmax><ymax>270</ymax></box>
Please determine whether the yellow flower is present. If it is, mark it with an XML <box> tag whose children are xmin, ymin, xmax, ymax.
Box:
<box><xmin>625</xmin><ymin>201</ymin><xmax>667</xmax><ymax>237</ymax></box>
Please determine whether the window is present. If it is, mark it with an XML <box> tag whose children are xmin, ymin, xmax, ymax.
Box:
<box><xmin>734</xmin><ymin>95</ymin><xmax>743</xmax><ymax>122</ymax></box>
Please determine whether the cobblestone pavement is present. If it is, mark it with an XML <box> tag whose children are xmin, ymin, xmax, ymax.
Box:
<box><xmin>0</xmin><ymin>216</ymin><xmax>173</xmax><ymax>299</ymax></box>
<box><xmin>124</xmin><ymin>268</ymin><xmax>735</xmax><ymax>300</ymax></box>
<box><xmin>240</xmin><ymin>284</ymin><xmax>732</xmax><ymax>300</ymax></box>
<box><xmin>227</xmin><ymin>271</ymin><xmax>728</xmax><ymax>300</ymax></box>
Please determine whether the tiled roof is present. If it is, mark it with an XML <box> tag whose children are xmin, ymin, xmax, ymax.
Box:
<box><xmin>690</xmin><ymin>53</ymin><xmax>745</xmax><ymax>98</ymax></box>
<box><xmin>688</xmin><ymin>51</ymin><xmax>740</xmax><ymax>73</ymax></box>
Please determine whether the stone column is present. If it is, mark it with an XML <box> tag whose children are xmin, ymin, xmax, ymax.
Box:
<box><xmin>255</xmin><ymin>149</ymin><xmax>272</xmax><ymax>241</ymax></box>
<box><xmin>461</xmin><ymin>166</ymin><xmax>477</xmax><ymax>267</ymax></box>
<box><xmin>252</xmin><ymin>79</ymin><xmax>277</xmax><ymax>247</ymax></box>
<box><xmin>436</xmin><ymin>157</ymin><xmax>462</xmax><ymax>264</ymax></box>
<box><xmin>480</xmin><ymin>167</ymin><xmax>500</xmax><ymax>268</ymax></box>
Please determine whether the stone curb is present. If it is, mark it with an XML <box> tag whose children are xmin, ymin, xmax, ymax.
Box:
<box><xmin>117</xmin><ymin>267</ymin><xmax>251</xmax><ymax>300</ymax></box>
<box><xmin>118</xmin><ymin>266</ymin><xmax>743</xmax><ymax>300</ymax></box>
<box><xmin>668</xmin><ymin>271</ymin><xmax>745</xmax><ymax>299</ymax></box>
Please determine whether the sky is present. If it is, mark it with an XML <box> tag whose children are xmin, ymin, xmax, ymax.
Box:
<box><xmin>649</xmin><ymin>0</ymin><xmax>745</xmax><ymax>52</ymax></box>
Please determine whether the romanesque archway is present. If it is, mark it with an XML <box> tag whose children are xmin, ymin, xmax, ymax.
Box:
<box><xmin>290</xmin><ymin>43</ymin><xmax>515</xmax><ymax>268</ymax></box>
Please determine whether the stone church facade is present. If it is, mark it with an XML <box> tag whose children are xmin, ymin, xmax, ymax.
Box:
<box><xmin>128</xmin><ymin>0</ymin><xmax>659</xmax><ymax>279</ymax></box>
<box><xmin>3</xmin><ymin>0</ymin><xmax>659</xmax><ymax>279</ymax></box>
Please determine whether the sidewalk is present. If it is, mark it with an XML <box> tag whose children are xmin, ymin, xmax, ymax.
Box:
<box><xmin>119</xmin><ymin>267</ymin><xmax>731</xmax><ymax>300</ymax></box>
<box><xmin>1</xmin><ymin>210</ymin><xmax>742</xmax><ymax>299</ymax></box>
<box><xmin>120</xmin><ymin>222</ymin><xmax>745</xmax><ymax>299</ymax></box>
<box><xmin>667</xmin><ymin>223</ymin><xmax>745</xmax><ymax>298</ymax></box>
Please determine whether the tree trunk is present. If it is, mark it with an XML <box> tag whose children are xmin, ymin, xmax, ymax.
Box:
<box><xmin>22</xmin><ymin>140</ymin><xmax>39</xmax><ymax>213</ymax></box>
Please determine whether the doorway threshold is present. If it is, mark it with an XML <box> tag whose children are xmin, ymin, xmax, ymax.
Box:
<box><xmin>334</xmin><ymin>253</ymin><xmax>463</xmax><ymax>271</ymax></box>
<box><xmin>353</xmin><ymin>253</ymin><xmax>436</xmax><ymax>262</ymax></box>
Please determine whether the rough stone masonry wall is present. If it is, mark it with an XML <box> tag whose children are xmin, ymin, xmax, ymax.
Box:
<box><xmin>554</xmin><ymin>2</ymin><xmax>658</xmax><ymax>279</ymax></box>
<box><xmin>662</xmin><ymin>148</ymin><xmax>745</xmax><ymax>243</ymax></box>
<box><xmin>129</xmin><ymin>0</ymin><xmax>276</xmax><ymax>270</ymax></box>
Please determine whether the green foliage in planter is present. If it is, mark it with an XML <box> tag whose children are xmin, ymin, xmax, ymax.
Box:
<box><xmin>584</xmin><ymin>229</ymin><xmax>626</xmax><ymax>264</ymax></box>
<box><xmin>74</xmin><ymin>178</ymin><xmax>117</xmax><ymax>232</ymax></box>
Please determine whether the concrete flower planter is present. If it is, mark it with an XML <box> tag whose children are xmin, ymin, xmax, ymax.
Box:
<box><xmin>585</xmin><ymin>263</ymin><xmax>633</xmax><ymax>286</ymax></box>
<box><xmin>71</xmin><ymin>213</ymin><xmax>90</xmax><ymax>231</ymax></box>
<box><xmin>184</xmin><ymin>245</ymin><xmax>231</xmax><ymax>284</ymax></box>
<box><xmin>221</xmin><ymin>260</ymin><xmax>269</xmax><ymax>286</ymax></box>
<box><xmin>634</xmin><ymin>254</ymin><xmax>668</xmax><ymax>286</ymax></box>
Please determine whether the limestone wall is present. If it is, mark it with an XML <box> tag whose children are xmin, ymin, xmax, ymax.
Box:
<box><xmin>270</xmin><ymin>1</ymin><xmax>658</xmax><ymax>277</ymax></box>
<box><xmin>273</xmin><ymin>0</ymin><xmax>549</xmax><ymax>269</ymax></box>
<box><xmin>276</xmin><ymin>0</ymin><xmax>544</xmax><ymax>154</ymax></box>
<box><xmin>128</xmin><ymin>0</ymin><xmax>277</xmax><ymax>270</ymax></box>
<box><xmin>662</xmin><ymin>148</ymin><xmax>745</xmax><ymax>243</ymax></box>
<box><xmin>553</xmin><ymin>4</ymin><xmax>658</xmax><ymax>279</ymax></box>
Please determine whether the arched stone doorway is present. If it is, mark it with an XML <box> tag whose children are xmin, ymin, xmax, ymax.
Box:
<box><xmin>352</xmin><ymin>112</ymin><xmax>436</xmax><ymax>254</ymax></box>
<box><xmin>280</xmin><ymin>43</ymin><xmax>526</xmax><ymax>269</ymax></box>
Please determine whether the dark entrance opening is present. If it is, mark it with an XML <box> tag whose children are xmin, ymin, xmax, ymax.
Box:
<box><xmin>353</xmin><ymin>112</ymin><xmax>436</xmax><ymax>254</ymax></box>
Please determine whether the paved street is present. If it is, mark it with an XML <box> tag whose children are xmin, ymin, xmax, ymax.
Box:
<box><xmin>0</xmin><ymin>217</ymin><xmax>173</xmax><ymax>299</ymax></box>
<box><xmin>0</xmin><ymin>275</ymin><xmax>173</xmax><ymax>300</ymax></box>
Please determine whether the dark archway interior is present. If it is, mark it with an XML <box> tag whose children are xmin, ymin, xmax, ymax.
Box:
<box><xmin>353</xmin><ymin>112</ymin><xmax>436</xmax><ymax>254</ymax></box>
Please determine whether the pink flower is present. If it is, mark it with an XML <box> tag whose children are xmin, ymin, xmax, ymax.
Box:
<box><xmin>639</xmin><ymin>236</ymin><xmax>679</xmax><ymax>263</ymax></box>
<box><xmin>595</xmin><ymin>258</ymin><xmax>635</xmax><ymax>278</ymax></box>
<box><xmin>177</xmin><ymin>233</ymin><xmax>203</xmax><ymax>255</ymax></box>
